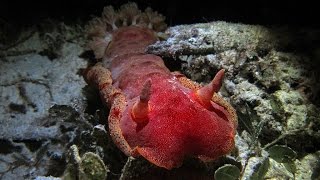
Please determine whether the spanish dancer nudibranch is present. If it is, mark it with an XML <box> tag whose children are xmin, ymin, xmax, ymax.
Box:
<box><xmin>85</xmin><ymin>2</ymin><xmax>238</xmax><ymax>169</ymax></box>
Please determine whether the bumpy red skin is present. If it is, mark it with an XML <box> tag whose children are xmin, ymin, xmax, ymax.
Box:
<box><xmin>86</xmin><ymin>26</ymin><xmax>237</xmax><ymax>169</ymax></box>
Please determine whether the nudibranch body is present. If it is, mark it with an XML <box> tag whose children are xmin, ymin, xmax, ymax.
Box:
<box><xmin>85</xmin><ymin>3</ymin><xmax>237</xmax><ymax>169</ymax></box>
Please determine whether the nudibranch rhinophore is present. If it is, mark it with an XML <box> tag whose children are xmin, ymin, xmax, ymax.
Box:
<box><xmin>85</xmin><ymin>2</ymin><xmax>237</xmax><ymax>169</ymax></box>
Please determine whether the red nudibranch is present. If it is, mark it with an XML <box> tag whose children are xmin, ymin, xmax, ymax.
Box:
<box><xmin>85</xmin><ymin>3</ymin><xmax>238</xmax><ymax>169</ymax></box>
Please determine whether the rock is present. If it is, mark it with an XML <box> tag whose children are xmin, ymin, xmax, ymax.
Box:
<box><xmin>0</xmin><ymin>22</ymin><xmax>90</xmax><ymax>180</ymax></box>
<box><xmin>295</xmin><ymin>151</ymin><xmax>320</xmax><ymax>179</ymax></box>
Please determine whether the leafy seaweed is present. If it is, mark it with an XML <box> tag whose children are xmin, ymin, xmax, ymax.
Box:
<box><xmin>214</xmin><ymin>164</ymin><xmax>240</xmax><ymax>180</ymax></box>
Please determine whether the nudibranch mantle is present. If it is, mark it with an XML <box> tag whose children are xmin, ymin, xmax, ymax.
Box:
<box><xmin>85</xmin><ymin>2</ymin><xmax>237</xmax><ymax>169</ymax></box>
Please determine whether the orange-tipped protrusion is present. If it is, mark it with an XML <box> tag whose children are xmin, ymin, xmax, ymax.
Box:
<box><xmin>131</xmin><ymin>79</ymin><xmax>152</xmax><ymax>123</ymax></box>
<box><xmin>196</xmin><ymin>69</ymin><xmax>225</xmax><ymax>108</ymax></box>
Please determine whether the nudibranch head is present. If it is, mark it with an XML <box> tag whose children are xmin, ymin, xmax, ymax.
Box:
<box><xmin>118</xmin><ymin>70</ymin><xmax>237</xmax><ymax>169</ymax></box>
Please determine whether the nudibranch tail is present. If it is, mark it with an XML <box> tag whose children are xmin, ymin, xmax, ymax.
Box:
<box><xmin>196</xmin><ymin>69</ymin><xmax>225</xmax><ymax>109</ymax></box>
<box><xmin>85</xmin><ymin>2</ymin><xmax>167</xmax><ymax>59</ymax></box>
<box><xmin>131</xmin><ymin>79</ymin><xmax>151</xmax><ymax>123</ymax></box>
